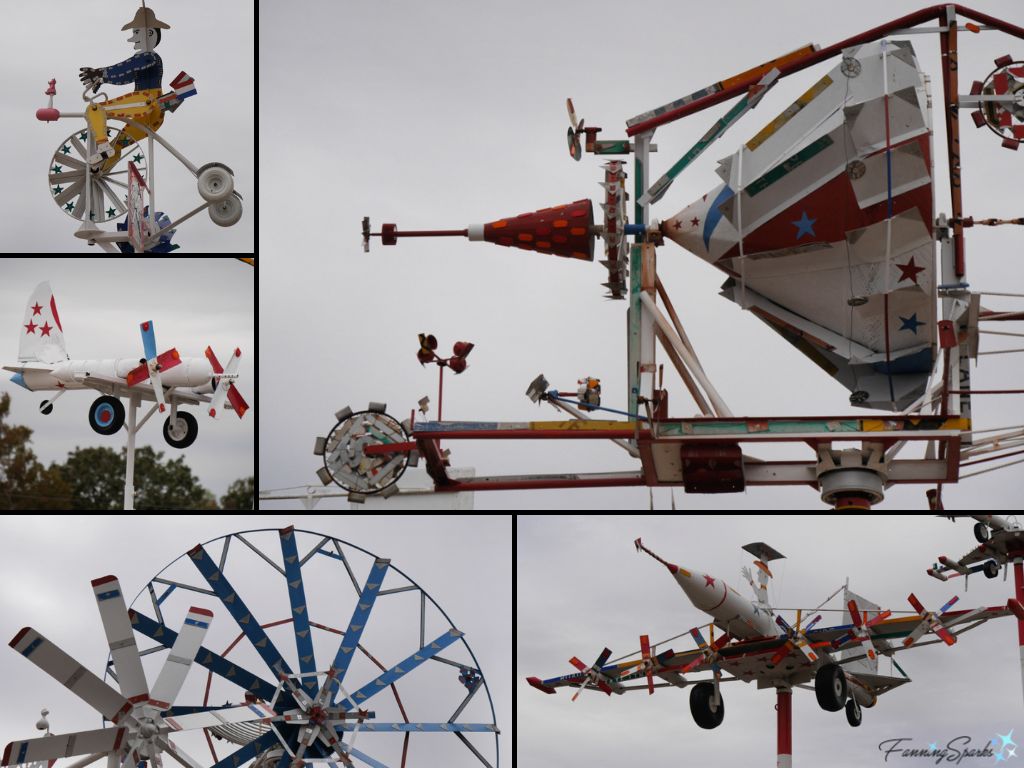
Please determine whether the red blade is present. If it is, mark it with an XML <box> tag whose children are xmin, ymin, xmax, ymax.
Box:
<box><xmin>712</xmin><ymin>632</ymin><xmax>732</xmax><ymax>651</ymax></box>
<box><xmin>227</xmin><ymin>384</ymin><xmax>249</xmax><ymax>419</ymax></box>
<box><xmin>125</xmin><ymin>361</ymin><xmax>149</xmax><ymax>387</ymax></box>
<box><xmin>568</xmin><ymin>656</ymin><xmax>587</xmax><ymax>672</ymax></box>
<box><xmin>205</xmin><ymin>345</ymin><xmax>224</xmax><ymax>374</ymax></box>
<box><xmin>865</xmin><ymin>610</ymin><xmax>893</xmax><ymax>628</ymax></box>
<box><xmin>596</xmin><ymin>679</ymin><xmax>614</xmax><ymax>696</ymax></box>
<box><xmin>769</xmin><ymin>642</ymin><xmax>792</xmax><ymax>667</ymax></box>
<box><xmin>907</xmin><ymin>593</ymin><xmax>926</xmax><ymax>616</ymax></box>
<box><xmin>993</xmin><ymin>72</ymin><xmax>1009</xmax><ymax>95</ymax></box>
<box><xmin>639</xmin><ymin>635</ymin><xmax>653</xmax><ymax>695</ymax></box>
<box><xmin>156</xmin><ymin>348</ymin><xmax>182</xmax><ymax>374</ymax></box>
<box><xmin>932</xmin><ymin>622</ymin><xmax>957</xmax><ymax>646</ymax></box>
<box><xmin>847</xmin><ymin>599</ymin><xmax>863</xmax><ymax>628</ymax></box>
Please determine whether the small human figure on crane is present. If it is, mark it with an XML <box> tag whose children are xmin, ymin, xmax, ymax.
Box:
<box><xmin>78</xmin><ymin>5</ymin><xmax>170</xmax><ymax>170</ymax></box>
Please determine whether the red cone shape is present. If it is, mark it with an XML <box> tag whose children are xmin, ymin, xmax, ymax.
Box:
<box><xmin>483</xmin><ymin>199</ymin><xmax>594</xmax><ymax>261</ymax></box>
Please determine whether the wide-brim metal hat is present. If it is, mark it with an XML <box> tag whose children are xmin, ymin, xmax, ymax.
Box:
<box><xmin>122</xmin><ymin>7</ymin><xmax>171</xmax><ymax>30</ymax></box>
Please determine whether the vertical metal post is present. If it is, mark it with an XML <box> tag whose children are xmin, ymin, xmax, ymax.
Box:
<box><xmin>629</xmin><ymin>132</ymin><xmax>655</xmax><ymax>417</ymax></box>
<box><xmin>437</xmin><ymin>364</ymin><xmax>444</xmax><ymax>422</ymax></box>
<box><xmin>776</xmin><ymin>686</ymin><xmax>793</xmax><ymax>768</ymax></box>
<box><xmin>148</xmin><ymin>133</ymin><xmax>155</xmax><ymax>249</ymax></box>
<box><xmin>939</xmin><ymin>6</ymin><xmax>965</xmax><ymax>276</ymax></box>
<box><xmin>124</xmin><ymin>394</ymin><xmax>138</xmax><ymax>510</ymax></box>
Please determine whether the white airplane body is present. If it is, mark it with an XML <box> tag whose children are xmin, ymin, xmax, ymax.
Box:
<box><xmin>3</xmin><ymin>281</ymin><xmax>249</xmax><ymax>449</ymax></box>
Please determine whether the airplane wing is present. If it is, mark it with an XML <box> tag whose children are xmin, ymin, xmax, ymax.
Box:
<box><xmin>527</xmin><ymin>599</ymin><xmax>1023</xmax><ymax>695</ymax></box>
<box><xmin>2</xmin><ymin>364</ymin><xmax>54</xmax><ymax>373</ymax></box>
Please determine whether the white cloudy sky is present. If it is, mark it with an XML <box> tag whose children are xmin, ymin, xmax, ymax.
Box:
<box><xmin>0</xmin><ymin>515</ymin><xmax>511</xmax><ymax>768</ymax></box>
<box><xmin>0</xmin><ymin>258</ymin><xmax>253</xmax><ymax>504</ymax></box>
<box><xmin>0</xmin><ymin>0</ymin><xmax>254</xmax><ymax>254</ymax></box>
<box><xmin>518</xmin><ymin>515</ymin><xmax>1023</xmax><ymax>768</ymax></box>
<box><xmin>259</xmin><ymin>0</ymin><xmax>1023</xmax><ymax>510</ymax></box>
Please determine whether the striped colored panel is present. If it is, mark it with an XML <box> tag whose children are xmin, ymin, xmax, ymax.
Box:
<box><xmin>745</xmin><ymin>135</ymin><xmax>834</xmax><ymax>197</ymax></box>
<box><xmin>96</xmin><ymin>589</ymin><xmax>121</xmax><ymax>601</ymax></box>
<box><xmin>746</xmin><ymin>74</ymin><xmax>833</xmax><ymax>152</ymax></box>
<box><xmin>183</xmin><ymin>618</ymin><xmax>209</xmax><ymax>628</ymax></box>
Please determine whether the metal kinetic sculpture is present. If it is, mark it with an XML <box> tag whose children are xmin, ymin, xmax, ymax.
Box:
<box><xmin>2</xmin><ymin>527</ymin><xmax>499</xmax><ymax>768</ymax></box>
<box><xmin>352</xmin><ymin>5</ymin><xmax>1024</xmax><ymax>509</ymax></box>
<box><xmin>36</xmin><ymin>2</ymin><xmax>244</xmax><ymax>252</ymax></box>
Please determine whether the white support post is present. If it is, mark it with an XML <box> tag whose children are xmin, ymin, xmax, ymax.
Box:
<box><xmin>124</xmin><ymin>394</ymin><xmax>138</xmax><ymax>510</ymax></box>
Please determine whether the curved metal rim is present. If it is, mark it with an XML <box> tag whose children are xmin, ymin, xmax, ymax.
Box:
<box><xmin>323</xmin><ymin>410</ymin><xmax>411</xmax><ymax>494</ymax></box>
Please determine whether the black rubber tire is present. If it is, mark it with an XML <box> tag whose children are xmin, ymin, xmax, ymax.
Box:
<box><xmin>40</xmin><ymin>400</ymin><xmax>53</xmax><ymax>415</ymax></box>
<box><xmin>984</xmin><ymin>560</ymin><xmax>1000</xmax><ymax>579</ymax></box>
<box><xmin>975</xmin><ymin>522</ymin><xmax>991</xmax><ymax>543</ymax></box>
<box><xmin>89</xmin><ymin>396</ymin><xmax>125</xmax><ymax>435</ymax></box>
<box><xmin>815</xmin><ymin>663</ymin><xmax>848</xmax><ymax>712</ymax></box>
<box><xmin>689</xmin><ymin>682</ymin><xmax>725</xmax><ymax>729</ymax></box>
<box><xmin>163</xmin><ymin>412</ymin><xmax>198</xmax><ymax>449</ymax></box>
<box><xmin>845</xmin><ymin>698</ymin><xmax>862</xmax><ymax>727</ymax></box>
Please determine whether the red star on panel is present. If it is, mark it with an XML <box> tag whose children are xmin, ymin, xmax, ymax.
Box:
<box><xmin>40</xmin><ymin>322</ymin><xmax>53</xmax><ymax>337</ymax></box>
<box><xmin>31</xmin><ymin>302</ymin><xmax>43</xmax><ymax>316</ymax></box>
<box><xmin>24</xmin><ymin>320</ymin><xmax>38</xmax><ymax>335</ymax></box>
<box><xmin>691</xmin><ymin>217</ymin><xmax>700</xmax><ymax>227</ymax></box>
<box><xmin>704</xmin><ymin>574</ymin><xmax>716</xmax><ymax>588</ymax></box>
<box><xmin>672</xmin><ymin>220</ymin><xmax>683</xmax><ymax>230</ymax></box>
<box><xmin>896</xmin><ymin>257</ymin><xmax>925</xmax><ymax>284</ymax></box>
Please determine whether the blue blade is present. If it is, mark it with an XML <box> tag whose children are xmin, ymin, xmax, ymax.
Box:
<box><xmin>775</xmin><ymin>615</ymin><xmax>793</xmax><ymax>634</ymax></box>
<box><xmin>129</xmin><ymin>609</ymin><xmax>278</xmax><ymax>700</ymax></box>
<box><xmin>280</xmin><ymin>526</ymin><xmax>318</xmax><ymax>697</ymax></box>
<box><xmin>140</xmin><ymin>320</ymin><xmax>157</xmax><ymax>361</ymax></box>
<box><xmin>210</xmin><ymin>730</ymin><xmax>279</xmax><ymax>768</ymax></box>
<box><xmin>689</xmin><ymin>627</ymin><xmax>708</xmax><ymax>649</ymax></box>
<box><xmin>326</xmin><ymin>557</ymin><xmax>390</xmax><ymax>704</ymax></box>
<box><xmin>188</xmin><ymin>543</ymin><xmax>294</xmax><ymax>679</ymax></box>
<box><xmin>338</xmin><ymin>628</ymin><xmax>463</xmax><ymax>711</ymax></box>
<box><xmin>341</xmin><ymin>745</ymin><xmax>392</xmax><ymax>768</ymax></box>
<box><xmin>804</xmin><ymin>615</ymin><xmax>823</xmax><ymax>632</ymax></box>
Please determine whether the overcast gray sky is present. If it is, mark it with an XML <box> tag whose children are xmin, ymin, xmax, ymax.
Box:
<box><xmin>260</xmin><ymin>0</ymin><xmax>1023</xmax><ymax>509</ymax></box>
<box><xmin>0</xmin><ymin>258</ymin><xmax>253</xmax><ymax>504</ymax></box>
<box><xmin>0</xmin><ymin>0</ymin><xmax>254</xmax><ymax>253</ymax></box>
<box><xmin>0</xmin><ymin>515</ymin><xmax>511</xmax><ymax>767</ymax></box>
<box><xmin>518</xmin><ymin>515</ymin><xmax>1023</xmax><ymax>768</ymax></box>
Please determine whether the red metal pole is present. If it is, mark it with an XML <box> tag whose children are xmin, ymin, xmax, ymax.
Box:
<box><xmin>777</xmin><ymin>687</ymin><xmax>793</xmax><ymax>768</ymax></box>
<box><xmin>939</xmin><ymin>13</ymin><xmax>966</xmax><ymax>276</ymax></box>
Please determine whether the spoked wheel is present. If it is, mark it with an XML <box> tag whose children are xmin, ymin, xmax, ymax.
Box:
<box><xmin>119</xmin><ymin>528</ymin><xmax>501</xmax><ymax>767</ymax></box>
<box><xmin>48</xmin><ymin>123</ymin><xmax>147</xmax><ymax>224</ymax></box>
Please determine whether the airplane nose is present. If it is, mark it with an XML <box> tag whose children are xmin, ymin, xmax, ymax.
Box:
<box><xmin>677</xmin><ymin>569</ymin><xmax>724</xmax><ymax>610</ymax></box>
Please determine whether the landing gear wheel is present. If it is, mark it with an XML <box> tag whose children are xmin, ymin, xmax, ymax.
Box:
<box><xmin>197</xmin><ymin>164</ymin><xmax>234</xmax><ymax>202</ymax></box>
<box><xmin>40</xmin><ymin>400</ymin><xmax>53</xmax><ymax>415</ymax></box>
<box><xmin>89</xmin><ymin>396</ymin><xmax>125</xmax><ymax>435</ymax></box>
<box><xmin>974</xmin><ymin>522</ymin><xmax>991</xmax><ymax>543</ymax></box>
<box><xmin>845</xmin><ymin>697</ymin><xmax>862</xmax><ymax>727</ymax></box>
<box><xmin>163</xmin><ymin>411</ymin><xmax>198</xmax><ymax>449</ymax></box>
<box><xmin>983</xmin><ymin>559</ymin><xmax>1000</xmax><ymax>579</ymax></box>
<box><xmin>209</xmin><ymin>193</ymin><xmax>242</xmax><ymax>227</ymax></box>
<box><xmin>689</xmin><ymin>682</ymin><xmax>724</xmax><ymax>729</ymax></box>
<box><xmin>815</xmin><ymin>663</ymin><xmax>848</xmax><ymax>712</ymax></box>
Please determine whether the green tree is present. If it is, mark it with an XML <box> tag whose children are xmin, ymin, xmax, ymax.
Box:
<box><xmin>0</xmin><ymin>393</ymin><xmax>72</xmax><ymax>510</ymax></box>
<box><xmin>62</xmin><ymin>445</ymin><xmax>216</xmax><ymax>510</ymax></box>
<box><xmin>221</xmin><ymin>476</ymin><xmax>254</xmax><ymax>509</ymax></box>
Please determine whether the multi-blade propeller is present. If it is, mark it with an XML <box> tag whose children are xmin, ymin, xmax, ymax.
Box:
<box><xmin>205</xmin><ymin>346</ymin><xmax>249</xmax><ymax>419</ymax></box>
<box><xmin>903</xmin><ymin>593</ymin><xmax>960</xmax><ymax>648</ymax></box>
<box><xmin>772</xmin><ymin>613</ymin><xmax>825</xmax><ymax>665</ymax></box>
<box><xmin>568</xmin><ymin>648</ymin><xmax>614</xmax><ymax>702</ymax></box>
<box><xmin>831</xmin><ymin>600</ymin><xmax>893</xmax><ymax>660</ymax></box>
<box><xmin>125</xmin><ymin>320</ymin><xmax>181</xmax><ymax>413</ymax></box>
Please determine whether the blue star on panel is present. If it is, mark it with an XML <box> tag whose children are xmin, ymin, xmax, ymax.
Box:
<box><xmin>899</xmin><ymin>313</ymin><xmax>923</xmax><ymax>334</ymax></box>
<box><xmin>792</xmin><ymin>210</ymin><xmax>816</xmax><ymax>240</ymax></box>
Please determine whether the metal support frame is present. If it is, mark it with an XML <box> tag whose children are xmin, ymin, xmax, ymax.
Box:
<box><xmin>123</xmin><ymin>393</ymin><xmax>159</xmax><ymax>510</ymax></box>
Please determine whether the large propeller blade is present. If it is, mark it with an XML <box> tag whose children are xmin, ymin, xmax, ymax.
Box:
<box><xmin>92</xmin><ymin>575</ymin><xmax>150</xmax><ymax>704</ymax></box>
<box><xmin>2</xmin><ymin>726</ymin><xmax>127</xmax><ymax>765</ymax></box>
<box><xmin>568</xmin><ymin>647</ymin><xmax>613</xmax><ymax>701</ymax></box>
<box><xmin>639</xmin><ymin>634</ymin><xmax>654</xmax><ymax>695</ymax></box>
<box><xmin>903</xmin><ymin>593</ymin><xmax>959</xmax><ymax>647</ymax></box>
<box><xmin>205</xmin><ymin>346</ymin><xmax>249</xmax><ymax>419</ymax></box>
<box><xmin>148</xmin><ymin>606</ymin><xmax>213</xmax><ymax>709</ymax></box>
<box><xmin>566</xmin><ymin>98</ymin><xmax>584</xmax><ymax>161</ymax></box>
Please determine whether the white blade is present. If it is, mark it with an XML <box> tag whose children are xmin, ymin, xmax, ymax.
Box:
<box><xmin>161</xmin><ymin>700</ymin><xmax>276</xmax><ymax>732</ymax></box>
<box><xmin>150</xmin><ymin>364</ymin><xmax>168</xmax><ymax>413</ymax></box>
<box><xmin>153</xmin><ymin>738</ymin><xmax>204</xmax><ymax>768</ymax></box>
<box><xmin>207</xmin><ymin>349</ymin><xmax>242</xmax><ymax>419</ymax></box>
<box><xmin>2</xmin><ymin>727</ymin><xmax>125</xmax><ymax>765</ymax></box>
<box><xmin>148</xmin><ymin>607</ymin><xmax>213</xmax><ymax>709</ymax></box>
<box><xmin>92</xmin><ymin>576</ymin><xmax>149</xmax><ymax>704</ymax></box>
<box><xmin>9</xmin><ymin>627</ymin><xmax>132</xmax><ymax>723</ymax></box>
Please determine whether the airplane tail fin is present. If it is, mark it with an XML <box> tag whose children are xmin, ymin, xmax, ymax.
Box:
<box><xmin>841</xmin><ymin>587</ymin><xmax>895</xmax><ymax>676</ymax></box>
<box><xmin>19</xmin><ymin>282</ymin><xmax>68</xmax><ymax>364</ymax></box>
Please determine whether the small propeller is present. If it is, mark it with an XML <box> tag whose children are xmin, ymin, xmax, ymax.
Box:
<box><xmin>772</xmin><ymin>613</ymin><xmax>825</xmax><ymax>665</ymax></box>
<box><xmin>903</xmin><ymin>593</ymin><xmax>959</xmax><ymax>648</ymax></box>
<box><xmin>830</xmin><ymin>600</ymin><xmax>892</xmax><ymax>660</ymax></box>
<box><xmin>566</xmin><ymin>98</ymin><xmax>584</xmax><ymax>161</ymax></box>
<box><xmin>567</xmin><ymin>647</ymin><xmax>613</xmax><ymax>702</ymax></box>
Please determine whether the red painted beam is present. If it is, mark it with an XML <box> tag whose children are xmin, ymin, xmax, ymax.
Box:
<box><xmin>625</xmin><ymin>5</ymin><xmax>1024</xmax><ymax>137</ymax></box>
